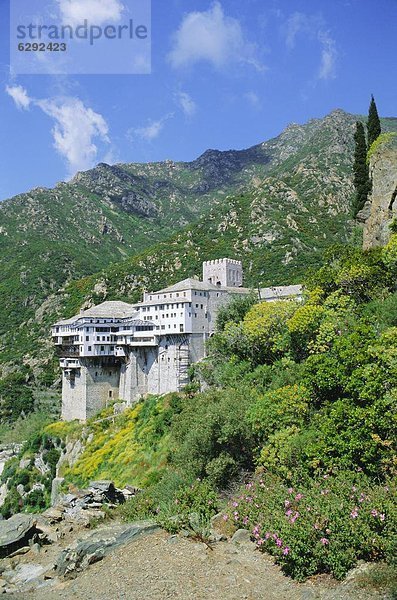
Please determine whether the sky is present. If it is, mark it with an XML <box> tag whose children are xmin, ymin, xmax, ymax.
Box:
<box><xmin>0</xmin><ymin>0</ymin><xmax>397</xmax><ymax>201</ymax></box>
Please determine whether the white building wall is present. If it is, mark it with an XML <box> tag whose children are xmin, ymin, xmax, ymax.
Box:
<box><xmin>203</xmin><ymin>259</ymin><xmax>243</xmax><ymax>288</ymax></box>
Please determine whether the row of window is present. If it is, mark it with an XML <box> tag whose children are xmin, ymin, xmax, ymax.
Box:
<box><xmin>148</xmin><ymin>290</ymin><xmax>209</xmax><ymax>302</ymax></box>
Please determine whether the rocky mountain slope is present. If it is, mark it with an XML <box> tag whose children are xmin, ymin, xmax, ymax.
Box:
<box><xmin>361</xmin><ymin>133</ymin><xmax>397</xmax><ymax>248</ymax></box>
<box><xmin>2</xmin><ymin>109</ymin><xmax>397</xmax><ymax>384</ymax></box>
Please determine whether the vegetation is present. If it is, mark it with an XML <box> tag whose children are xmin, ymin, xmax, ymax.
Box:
<box><xmin>367</xmin><ymin>132</ymin><xmax>397</xmax><ymax>163</ymax></box>
<box><xmin>367</xmin><ymin>95</ymin><xmax>382</xmax><ymax>148</ymax></box>
<box><xmin>2</xmin><ymin>108</ymin><xmax>397</xmax><ymax>589</ymax></box>
<box><xmin>0</xmin><ymin>431</ymin><xmax>61</xmax><ymax>518</ymax></box>
<box><xmin>352</xmin><ymin>121</ymin><xmax>370</xmax><ymax>216</ymax></box>
<box><xmin>2</xmin><ymin>239</ymin><xmax>393</xmax><ymax>585</ymax></box>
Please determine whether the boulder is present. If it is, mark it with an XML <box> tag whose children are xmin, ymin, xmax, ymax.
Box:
<box><xmin>0</xmin><ymin>514</ymin><xmax>38</xmax><ymax>558</ymax></box>
<box><xmin>55</xmin><ymin>521</ymin><xmax>159</xmax><ymax>577</ymax></box>
<box><xmin>231</xmin><ymin>529</ymin><xmax>254</xmax><ymax>546</ymax></box>
<box><xmin>51</xmin><ymin>477</ymin><xmax>65</xmax><ymax>506</ymax></box>
<box><xmin>88</xmin><ymin>481</ymin><xmax>125</xmax><ymax>504</ymax></box>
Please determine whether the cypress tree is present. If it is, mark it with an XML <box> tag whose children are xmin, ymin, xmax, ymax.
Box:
<box><xmin>367</xmin><ymin>94</ymin><xmax>381</xmax><ymax>148</ymax></box>
<box><xmin>352</xmin><ymin>121</ymin><xmax>370</xmax><ymax>217</ymax></box>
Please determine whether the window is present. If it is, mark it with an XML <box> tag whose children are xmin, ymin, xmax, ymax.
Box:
<box><xmin>180</xmin><ymin>324</ymin><xmax>184</xmax><ymax>332</ymax></box>
<box><xmin>200</xmin><ymin>304</ymin><xmax>203</xmax><ymax>309</ymax></box>
<box><xmin>161</xmin><ymin>325</ymin><xmax>165</xmax><ymax>330</ymax></box>
<box><xmin>88</xmin><ymin>346</ymin><xmax>92</xmax><ymax>352</ymax></box>
<box><xmin>194</xmin><ymin>313</ymin><xmax>197</xmax><ymax>318</ymax></box>
<box><xmin>86</xmin><ymin>336</ymin><xmax>89</xmax><ymax>341</ymax></box>
<box><xmin>196</xmin><ymin>304</ymin><xmax>199</xmax><ymax>308</ymax></box>
<box><xmin>100</xmin><ymin>346</ymin><xmax>104</xmax><ymax>351</ymax></box>
<box><xmin>174</xmin><ymin>324</ymin><xmax>177</xmax><ymax>329</ymax></box>
<box><xmin>109</xmin><ymin>390</ymin><xmax>113</xmax><ymax>399</ymax></box>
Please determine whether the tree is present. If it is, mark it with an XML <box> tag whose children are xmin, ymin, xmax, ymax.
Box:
<box><xmin>352</xmin><ymin>121</ymin><xmax>370</xmax><ymax>217</ymax></box>
<box><xmin>367</xmin><ymin>94</ymin><xmax>381</xmax><ymax>148</ymax></box>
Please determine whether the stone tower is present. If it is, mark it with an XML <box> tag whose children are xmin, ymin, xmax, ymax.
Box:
<box><xmin>202</xmin><ymin>258</ymin><xmax>243</xmax><ymax>287</ymax></box>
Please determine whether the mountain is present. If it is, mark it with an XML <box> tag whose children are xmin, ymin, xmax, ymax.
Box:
<box><xmin>2</xmin><ymin>109</ymin><xmax>397</xmax><ymax>385</ymax></box>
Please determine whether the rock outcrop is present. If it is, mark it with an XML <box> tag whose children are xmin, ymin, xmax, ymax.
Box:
<box><xmin>362</xmin><ymin>136</ymin><xmax>397</xmax><ymax>248</ymax></box>
<box><xmin>55</xmin><ymin>521</ymin><xmax>158</xmax><ymax>577</ymax></box>
<box><xmin>0</xmin><ymin>514</ymin><xmax>38</xmax><ymax>558</ymax></box>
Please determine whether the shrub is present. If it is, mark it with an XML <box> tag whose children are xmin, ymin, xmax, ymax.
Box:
<box><xmin>242</xmin><ymin>301</ymin><xmax>297</xmax><ymax>364</ymax></box>
<box><xmin>171</xmin><ymin>387</ymin><xmax>258</xmax><ymax>488</ymax></box>
<box><xmin>249</xmin><ymin>384</ymin><xmax>310</xmax><ymax>443</ymax></box>
<box><xmin>225</xmin><ymin>472</ymin><xmax>396</xmax><ymax>581</ymax></box>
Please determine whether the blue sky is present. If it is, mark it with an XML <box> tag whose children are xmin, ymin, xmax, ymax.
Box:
<box><xmin>1</xmin><ymin>0</ymin><xmax>397</xmax><ymax>201</ymax></box>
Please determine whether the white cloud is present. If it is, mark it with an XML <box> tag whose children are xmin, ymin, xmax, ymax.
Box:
<box><xmin>132</xmin><ymin>113</ymin><xmax>174</xmax><ymax>142</ymax></box>
<box><xmin>168</xmin><ymin>1</ymin><xmax>264</xmax><ymax>71</ymax></box>
<box><xmin>6</xmin><ymin>82</ymin><xmax>112</xmax><ymax>175</ymax></box>
<box><xmin>284</xmin><ymin>12</ymin><xmax>338</xmax><ymax>81</ymax></box>
<box><xmin>37</xmin><ymin>97</ymin><xmax>110</xmax><ymax>174</ymax></box>
<box><xmin>244</xmin><ymin>91</ymin><xmax>261</xmax><ymax>109</ymax></box>
<box><xmin>285</xmin><ymin>12</ymin><xmax>311</xmax><ymax>50</ymax></box>
<box><xmin>56</xmin><ymin>0</ymin><xmax>124</xmax><ymax>26</ymax></box>
<box><xmin>318</xmin><ymin>31</ymin><xmax>337</xmax><ymax>80</ymax></box>
<box><xmin>176</xmin><ymin>91</ymin><xmax>197</xmax><ymax>117</ymax></box>
<box><xmin>5</xmin><ymin>85</ymin><xmax>31</xmax><ymax>110</ymax></box>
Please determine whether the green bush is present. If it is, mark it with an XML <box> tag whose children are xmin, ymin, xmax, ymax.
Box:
<box><xmin>225</xmin><ymin>472</ymin><xmax>396</xmax><ymax>581</ymax></box>
<box><xmin>171</xmin><ymin>387</ymin><xmax>258</xmax><ymax>488</ymax></box>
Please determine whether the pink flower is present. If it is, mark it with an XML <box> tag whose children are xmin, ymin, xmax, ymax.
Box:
<box><xmin>371</xmin><ymin>509</ymin><xmax>378</xmax><ymax>517</ymax></box>
<box><xmin>253</xmin><ymin>525</ymin><xmax>260</xmax><ymax>537</ymax></box>
<box><xmin>243</xmin><ymin>516</ymin><xmax>249</xmax><ymax>525</ymax></box>
<box><xmin>283</xmin><ymin>546</ymin><xmax>290</xmax><ymax>555</ymax></box>
<box><xmin>232</xmin><ymin>501</ymin><xmax>239</xmax><ymax>507</ymax></box>
<box><xmin>276</xmin><ymin>538</ymin><xmax>283</xmax><ymax>547</ymax></box>
<box><xmin>285</xmin><ymin>509</ymin><xmax>293</xmax><ymax>517</ymax></box>
<box><xmin>288</xmin><ymin>488</ymin><xmax>294</xmax><ymax>494</ymax></box>
<box><xmin>350</xmin><ymin>509</ymin><xmax>359</xmax><ymax>519</ymax></box>
<box><xmin>222</xmin><ymin>514</ymin><xmax>228</xmax><ymax>521</ymax></box>
<box><xmin>265</xmin><ymin>532</ymin><xmax>271</xmax><ymax>540</ymax></box>
<box><xmin>379</xmin><ymin>513</ymin><xmax>385</xmax><ymax>522</ymax></box>
<box><xmin>257</xmin><ymin>538</ymin><xmax>265</xmax><ymax>546</ymax></box>
<box><xmin>295</xmin><ymin>493</ymin><xmax>303</xmax><ymax>501</ymax></box>
<box><xmin>285</xmin><ymin>500</ymin><xmax>291</xmax><ymax>508</ymax></box>
<box><xmin>320</xmin><ymin>538</ymin><xmax>329</xmax><ymax>545</ymax></box>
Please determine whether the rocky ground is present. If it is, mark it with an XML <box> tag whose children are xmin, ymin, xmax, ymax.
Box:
<box><xmin>0</xmin><ymin>480</ymin><xmax>391</xmax><ymax>599</ymax></box>
<box><xmin>1</xmin><ymin>525</ymin><xmax>390</xmax><ymax>600</ymax></box>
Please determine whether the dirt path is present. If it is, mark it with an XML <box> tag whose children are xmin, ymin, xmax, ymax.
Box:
<box><xmin>7</xmin><ymin>529</ymin><xmax>387</xmax><ymax>600</ymax></box>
